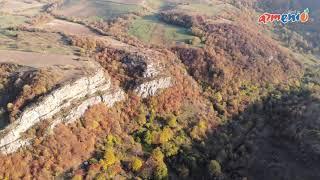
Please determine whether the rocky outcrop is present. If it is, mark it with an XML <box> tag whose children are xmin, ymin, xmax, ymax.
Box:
<box><xmin>0</xmin><ymin>68</ymin><xmax>125</xmax><ymax>154</ymax></box>
<box><xmin>123</xmin><ymin>51</ymin><xmax>173</xmax><ymax>97</ymax></box>
<box><xmin>99</xmin><ymin>44</ymin><xmax>174</xmax><ymax>98</ymax></box>
<box><xmin>44</xmin><ymin>0</ymin><xmax>64</xmax><ymax>12</ymax></box>
<box><xmin>134</xmin><ymin>77</ymin><xmax>172</xmax><ymax>98</ymax></box>
<box><xmin>62</xmin><ymin>88</ymin><xmax>125</xmax><ymax>125</ymax></box>
<box><xmin>0</xmin><ymin>38</ymin><xmax>176</xmax><ymax>154</ymax></box>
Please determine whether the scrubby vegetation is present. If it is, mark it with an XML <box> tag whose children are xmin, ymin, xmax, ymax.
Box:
<box><xmin>7</xmin><ymin>70</ymin><xmax>61</xmax><ymax>122</ymax></box>
<box><xmin>172</xmin><ymin>22</ymin><xmax>302</xmax><ymax>117</ymax></box>
<box><xmin>61</xmin><ymin>70</ymin><xmax>318</xmax><ymax>180</ymax></box>
<box><xmin>166</xmin><ymin>75</ymin><xmax>320</xmax><ymax>180</ymax></box>
<box><xmin>0</xmin><ymin>65</ymin><xmax>63</xmax><ymax>124</ymax></box>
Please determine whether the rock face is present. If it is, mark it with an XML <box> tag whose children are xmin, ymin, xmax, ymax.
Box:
<box><xmin>0</xmin><ymin>68</ymin><xmax>125</xmax><ymax>154</ymax></box>
<box><xmin>134</xmin><ymin>77</ymin><xmax>172</xmax><ymax>98</ymax></box>
<box><xmin>62</xmin><ymin>88</ymin><xmax>125</xmax><ymax>125</ymax></box>
<box><xmin>0</xmin><ymin>38</ymin><xmax>176</xmax><ymax>154</ymax></box>
<box><xmin>99</xmin><ymin>43</ymin><xmax>174</xmax><ymax>98</ymax></box>
<box><xmin>124</xmin><ymin>51</ymin><xmax>173</xmax><ymax>98</ymax></box>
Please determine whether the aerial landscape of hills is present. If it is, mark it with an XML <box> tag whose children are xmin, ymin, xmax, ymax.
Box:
<box><xmin>0</xmin><ymin>0</ymin><xmax>319</xmax><ymax>179</ymax></box>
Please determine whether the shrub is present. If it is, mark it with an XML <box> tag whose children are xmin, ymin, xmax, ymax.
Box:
<box><xmin>131</xmin><ymin>157</ymin><xmax>143</xmax><ymax>172</ymax></box>
<box><xmin>152</xmin><ymin>148</ymin><xmax>164</xmax><ymax>163</ymax></box>
<box><xmin>154</xmin><ymin>162</ymin><xmax>168</xmax><ymax>180</ymax></box>
<box><xmin>167</xmin><ymin>116</ymin><xmax>177</xmax><ymax>128</ymax></box>
<box><xmin>72</xmin><ymin>175</ymin><xmax>83</xmax><ymax>180</ymax></box>
<box><xmin>82</xmin><ymin>104</ymin><xmax>108</xmax><ymax>129</ymax></box>
<box><xmin>208</xmin><ymin>160</ymin><xmax>222</xmax><ymax>176</ymax></box>
<box><xmin>136</xmin><ymin>107</ymin><xmax>147</xmax><ymax>125</ymax></box>
<box><xmin>71</xmin><ymin>36</ymin><xmax>97</xmax><ymax>51</ymax></box>
<box><xmin>159</xmin><ymin>128</ymin><xmax>173</xmax><ymax>144</ymax></box>
<box><xmin>190</xmin><ymin>120</ymin><xmax>207</xmax><ymax>140</ymax></box>
<box><xmin>190</xmin><ymin>26</ymin><xmax>205</xmax><ymax>37</ymax></box>
<box><xmin>151</xmin><ymin>131</ymin><xmax>160</xmax><ymax>144</ymax></box>
<box><xmin>149</xmin><ymin>109</ymin><xmax>156</xmax><ymax>123</ymax></box>
<box><xmin>162</xmin><ymin>142</ymin><xmax>179</xmax><ymax>157</ymax></box>
<box><xmin>79</xmin><ymin>48</ymin><xmax>86</xmax><ymax>56</ymax></box>
<box><xmin>94</xmin><ymin>173</ymin><xmax>106</xmax><ymax>180</ymax></box>
<box><xmin>177</xmin><ymin>166</ymin><xmax>189</xmax><ymax>178</ymax></box>
<box><xmin>144</xmin><ymin>130</ymin><xmax>152</xmax><ymax>145</ymax></box>
<box><xmin>198</xmin><ymin>120</ymin><xmax>206</xmax><ymax>130</ymax></box>
<box><xmin>189</xmin><ymin>37</ymin><xmax>201</xmax><ymax>45</ymax></box>
<box><xmin>150</xmin><ymin>148</ymin><xmax>168</xmax><ymax>179</ymax></box>
<box><xmin>0</xmin><ymin>175</ymin><xmax>9</xmax><ymax>180</ymax></box>
<box><xmin>22</xmin><ymin>84</ymin><xmax>31</xmax><ymax>94</ymax></box>
<box><xmin>214</xmin><ymin>103</ymin><xmax>226</xmax><ymax>115</ymax></box>
<box><xmin>214</xmin><ymin>92</ymin><xmax>223</xmax><ymax>103</ymax></box>
<box><xmin>99</xmin><ymin>148</ymin><xmax>117</xmax><ymax>170</ymax></box>
<box><xmin>6</xmin><ymin>103</ymin><xmax>14</xmax><ymax>112</ymax></box>
<box><xmin>105</xmin><ymin>135</ymin><xmax>120</xmax><ymax>146</ymax></box>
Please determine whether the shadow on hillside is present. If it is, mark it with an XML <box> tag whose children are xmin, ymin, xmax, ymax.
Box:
<box><xmin>169</xmin><ymin>88</ymin><xmax>320</xmax><ymax>180</ymax></box>
<box><xmin>0</xmin><ymin>112</ymin><xmax>9</xmax><ymax>130</ymax></box>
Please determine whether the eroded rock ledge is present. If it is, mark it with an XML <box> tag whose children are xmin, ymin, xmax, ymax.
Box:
<box><xmin>134</xmin><ymin>77</ymin><xmax>172</xmax><ymax>98</ymax></box>
<box><xmin>0</xmin><ymin>33</ymin><xmax>178</xmax><ymax>154</ymax></box>
<box><xmin>0</xmin><ymin>57</ymin><xmax>174</xmax><ymax>154</ymax></box>
<box><xmin>96</xmin><ymin>42</ymin><xmax>174</xmax><ymax>98</ymax></box>
<box><xmin>0</xmin><ymin>68</ymin><xmax>124</xmax><ymax>154</ymax></box>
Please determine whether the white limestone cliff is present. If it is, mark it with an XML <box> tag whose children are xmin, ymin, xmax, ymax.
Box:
<box><xmin>134</xmin><ymin>77</ymin><xmax>172</xmax><ymax>98</ymax></box>
<box><xmin>0</xmin><ymin>69</ymin><xmax>124</xmax><ymax>154</ymax></box>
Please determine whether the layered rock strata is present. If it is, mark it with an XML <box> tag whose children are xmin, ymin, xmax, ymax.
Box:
<box><xmin>0</xmin><ymin>68</ymin><xmax>124</xmax><ymax>154</ymax></box>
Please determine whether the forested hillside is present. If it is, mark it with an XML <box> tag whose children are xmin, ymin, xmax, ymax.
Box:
<box><xmin>0</xmin><ymin>0</ymin><xmax>319</xmax><ymax>180</ymax></box>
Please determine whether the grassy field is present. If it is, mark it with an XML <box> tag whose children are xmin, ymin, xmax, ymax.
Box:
<box><xmin>128</xmin><ymin>0</ymin><xmax>238</xmax><ymax>45</ymax></box>
<box><xmin>175</xmin><ymin>2</ymin><xmax>238</xmax><ymax>16</ymax></box>
<box><xmin>0</xmin><ymin>14</ymin><xmax>27</xmax><ymax>28</ymax></box>
<box><xmin>40</xmin><ymin>19</ymin><xmax>98</xmax><ymax>36</ymax></box>
<box><xmin>128</xmin><ymin>15</ymin><xmax>196</xmax><ymax>45</ymax></box>
<box><xmin>0</xmin><ymin>0</ymin><xmax>45</xmax><ymax>16</ymax></box>
<box><xmin>58</xmin><ymin>0</ymin><xmax>145</xmax><ymax>20</ymax></box>
<box><xmin>0</xmin><ymin>30</ymin><xmax>77</xmax><ymax>55</ymax></box>
<box><xmin>144</xmin><ymin>0</ymin><xmax>167</xmax><ymax>9</ymax></box>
